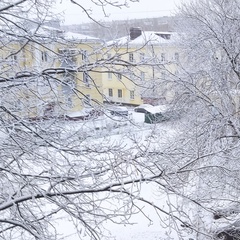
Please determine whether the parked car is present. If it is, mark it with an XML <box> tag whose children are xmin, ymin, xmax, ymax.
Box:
<box><xmin>134</xmin><ymin>104</ymin><xmax>154</xmax><ymax>113</ymax></box>
<box><xmin>65</xmin><ymin>108</ymin><xmax>102</xmax><ymax>121</ymax></box>
<box><xmin>109</xmin><ymin>106</ymin><xmax>129</xmax><ymax>116</ymax></box>
<box><xmin>134</xmin><ymin>104</ymin><xmax>180</xmax><ymax>124</ymax></box>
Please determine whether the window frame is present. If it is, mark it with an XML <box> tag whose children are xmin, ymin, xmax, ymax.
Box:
<box><xmin>130</xmin><ymin>90</ymin><xmax>135</xmax><ymax>100</ymax></box>
<box><xmin>140</xmin><ymin>52</ymin><xmax>145</xmax><ymax>61</ymax></box>
<box><xmin>129</xmin><ymin>53</ymin><xmax>134</xmax><ymax>62</ymax></box>
<box><xmin>82</xmin><ymin>50</ymin><xmax>88</xmax><ymax>61</ymax></box>
<box><xmin>117</xmin><ymin>73</ymin><xmax>122</xmax><ymax>80</ymax></box>
<box><xmin>41</xmin><ymin>51</ymin><xmax>48</xmax><ymax>62</ymax></box>
<box><xmin>118</xmin><ymin>89</ymin><xmax>123</xmax><ymax>98</ymax></box>
<box><xmin>108</xmin><ymin>88</ymin><xmax>113</xmax><ymax>97</ymax></box>
<box><xmin>161</xmin><ymin>53</ymin><xmax>166</xmax><ymax>62</ymax></box>
<box><xmin>174</xmin><ymin>52</ymin><xmax>179</xmax><ymax>62</ymax></box>
<box><xmin>108</xmin><ymin>72</ymin><xmax>112</xmax><ymax>79</ymax></box>
<box><xmin>140</xmin><ymin>71</ymin><xmax>145</xmax><ymax>81</ymax></box>
<box><xmin>83</xmin><ymin>71</ymin><xmax>90</xmax><ymax>87</ymax></box>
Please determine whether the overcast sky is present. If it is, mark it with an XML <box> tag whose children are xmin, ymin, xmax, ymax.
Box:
<box><xmin>55</xmin><ymin>0</ymin><xmax>187</xmax><ymax>25</ymax></box>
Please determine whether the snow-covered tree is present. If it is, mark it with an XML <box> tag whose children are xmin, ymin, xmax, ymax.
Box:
<box><xmin>0</xmin><ymin>1</ymin><xmax>185</xmax><ymax>240</ymax></box>
<box><xmin>163</xmin><ymin>0</ymin><xmax>240</xmax><ymax>239</ymax></box>
<box><xmin>7</xmin><ymin>0</ymin><xmax>240</xmax><ymax>239</ymax></box>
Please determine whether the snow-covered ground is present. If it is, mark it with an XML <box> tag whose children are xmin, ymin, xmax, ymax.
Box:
<box><xmin>56</xmin><ymin>183</ymin><xmax>180</xmax><ymax>240</ymax></box>
<box><xmin>50</xmin><ymin>109</ymin><xmax>234</xmax><ymax>240</ymax></box>
<box><xmin>54</xmin><ymin>110</ymin><xmax>184</xmax><ymax>240</ymax></box>
<box><xmin>101</xmin><ymin>183</ymin><xmax>180</xmax><ymax>240</ymax></box>
<box><xmin>0</xmin><ymin>108</ymin><xmax>188</xmax><ymax>240</ymax></box>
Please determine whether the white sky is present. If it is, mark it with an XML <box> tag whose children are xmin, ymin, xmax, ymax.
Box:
<box><xmin>54</xmin><ymin>0</ymin><xmax>186</xmax><ymax>25</ymax></box>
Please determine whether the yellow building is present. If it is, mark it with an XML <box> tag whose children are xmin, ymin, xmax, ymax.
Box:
<box><xmin>103</xmin><ymin>28</ymin><xmax>181</xmax><ymax>106</ymax></box>
<box><xmin>0</xmin><ymin>25</ymin><xmax>182</xmax><ymax>121</ymax></box>
<box><xmin>0</xmin><ymin>26</ymin><xmax>104</xmax><ymax>120</ymax></box>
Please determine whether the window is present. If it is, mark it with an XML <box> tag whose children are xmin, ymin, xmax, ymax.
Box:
<box><xmin>161</xmin><ymin>53</ymin><xmax>165</xmax><ymax>62</ymax></box>
<box><xmin>41</xmin><ymin>51</ymin><xmax>48</xmax><ymax>62</ymax></box>
<box><xmin>129</xmin><ymin>53</ymin><xmax>134</xmax><ymax>62</ymax></box>
<box><xmin>11</xmin><ymin>54</ymin><xmax>17</xmax><ymax>61</ymax></box>
<box><xmin>130</xmin><ymin>91</ymin><xmax>135</xmax><ymax>100</ymax></box>
<box><xmin>64</xmin><ymin>72</ymin><xmax>76</xmax><ymax>85</ymax></box>
<box><xmin>117</xmin><ymin>73</ymin><xmax>122</xmax><ymax>80</ymax></box>
<box><xmin>129</xmin><ymin>72</ymin><xmax>135</xmax><ymax>80</ymax></box>
<box><xmin>66</xmin><ymin>97</ymin><xmax>73</xmax><ymax>107</ymax></box>
<box><xmin>140</xmin><ymin>71</ymin><xmax>145</xmax><ymax>81</ymax></box>
<box><xmin>118</xmin><ymin>89</ymin><xmax>123</xmax><ymax>98</ymax></box>
<box><xmin>140</xmin><ymin>53</ymin><xmax>145</xmax><ymax>61</ymax></box>
<box><xmin>59</xmin><ymin>49</ymin><xmax>77</xmax><ymax>55</ymax></box>
<box><xmin>82</xmin><ymin>50</ymin><xmax>88</xmax><ymax>61</ymax></box>
<box><xmin>62</xmin><ymin>79</ymin><xmax>74</xmax><ymax>107</ymax></box>
<box><xmin>62</xmin><ymin>79</ymin><xmax>75</xmax><ymax>106</ymax></box>
<box><xmin>116</xmin><ymin>54</ymin><xmax>122</xmax><ymax>60</ymax></box>
<box><xmin>108</xmin><ymin>72</ymin><xmax>112</xmax><ymax>79</ymax></box>
<box><xmin>59</xmin><ymin>49</ymin><xmax>77</xmax><ymax>68</ymax></box>
<box><xmin>174</xmin><ymin>52</ymin><xmax>179</xmax><ymax>62</ymax></box>
<box><xmin>83</xmin><ymin>71</ymin><xmax>90</xmax><ymax>87</ymax></box>
<box><xmin>108</xmin><ymin>88</ymin><xmax>113</xmax><ymax>97</ymax></box>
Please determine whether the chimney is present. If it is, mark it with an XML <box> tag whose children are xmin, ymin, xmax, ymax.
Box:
<box><xmin>130</xmin><ymin>27</ymin><xmax>142</xmax><ymax>40</ymax></box>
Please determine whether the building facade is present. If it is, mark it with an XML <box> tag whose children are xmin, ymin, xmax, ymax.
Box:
<box><xmin>103</xmin><ymin>27</ymin><xmax>181</xmax><ymax>106</ymax></box>
<box><xmin>0</xmin><ymin>26</ymin><xmax>104</xmax><ymax>120</ymax></box>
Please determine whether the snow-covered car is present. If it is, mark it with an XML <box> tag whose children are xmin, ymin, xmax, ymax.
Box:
<box><xmin>213</xmin><ymin>204</ymin><xmax>240</xmax><ymax>240</ymax></box>
<box><xmin>134</xmin><ymin>104</ymin><xmax>170</xmax><ymax>123</ymax></box>
<box><xmin>134</xmin><ymin>104</ymin><xmax>154</xmax><ymax>113</ymax></box>
<box><xmin>108</xmin><ymin>106</ymin><xmax>129</xmax><ymax>116</ymax></box>
<box><xmin>65</xmin><ymin>108</ymin><xmax>102</xmax><ymax>121</ymax></box>
<box><xmin>134</xmin><ymin>104</ymin><xmax>181</xmax><ymax>123</ymax></box>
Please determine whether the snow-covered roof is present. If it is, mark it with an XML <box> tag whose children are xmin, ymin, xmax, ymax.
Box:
<box><xmin>64</xmin><ymin>31</ymin><xmax>101</xmax><ymax>42</ymax></box>
<box><xmin>31</xmin><ymin>25</ymin><xmax>101</xmax><ymax>43</ymax></box>
<box><xmin>32</xmin><ymin>25</ymin><xmax>64</xmax><ymax>36</ymax></box>
<box><xmin>135</xmin><ymin>105</ymin><xmax>169</xmax><ymax>114</ymax></box>
<box><xmin>0</xmin><ymin>24</ymin><xmax>102</xmax><ymax>44</ymax></box>
<box><xmin>107</xmin><ymin>31</ymin><xmax>179</xmax><ymax>47</ymax></box>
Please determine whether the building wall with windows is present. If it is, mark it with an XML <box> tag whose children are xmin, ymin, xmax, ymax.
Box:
<box><xmin>0</xmin><ymin>26</ymin><xmax>182</xmax><ymax>121</ymax></box>
<box><xmin>103</xmin><ymin>29</ymin><xmax>182</xmax><ymax>106</ymax></box>
<box><xmin>54</xmin><ymin>36</ymin><xmax>104</xmax><ymax>115</ymax></box>
<box><xmin>0</xmin><ymin>27</ymin><xmax>104</xmax><ymax>120</ymax></box>
<box><xmin>101</xmin><ymin>47</ymin><xmax>143</xmax><ymax>106</ymax></box>
<box><xmin>101</xmin><ymin>50</ymin><xmax>143</xmax><ymax>106</ymax></box>
<box><xmin>0</xmin><ymin>40</ymin><xmax>40</xmax><ymax>119</ymax></box>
